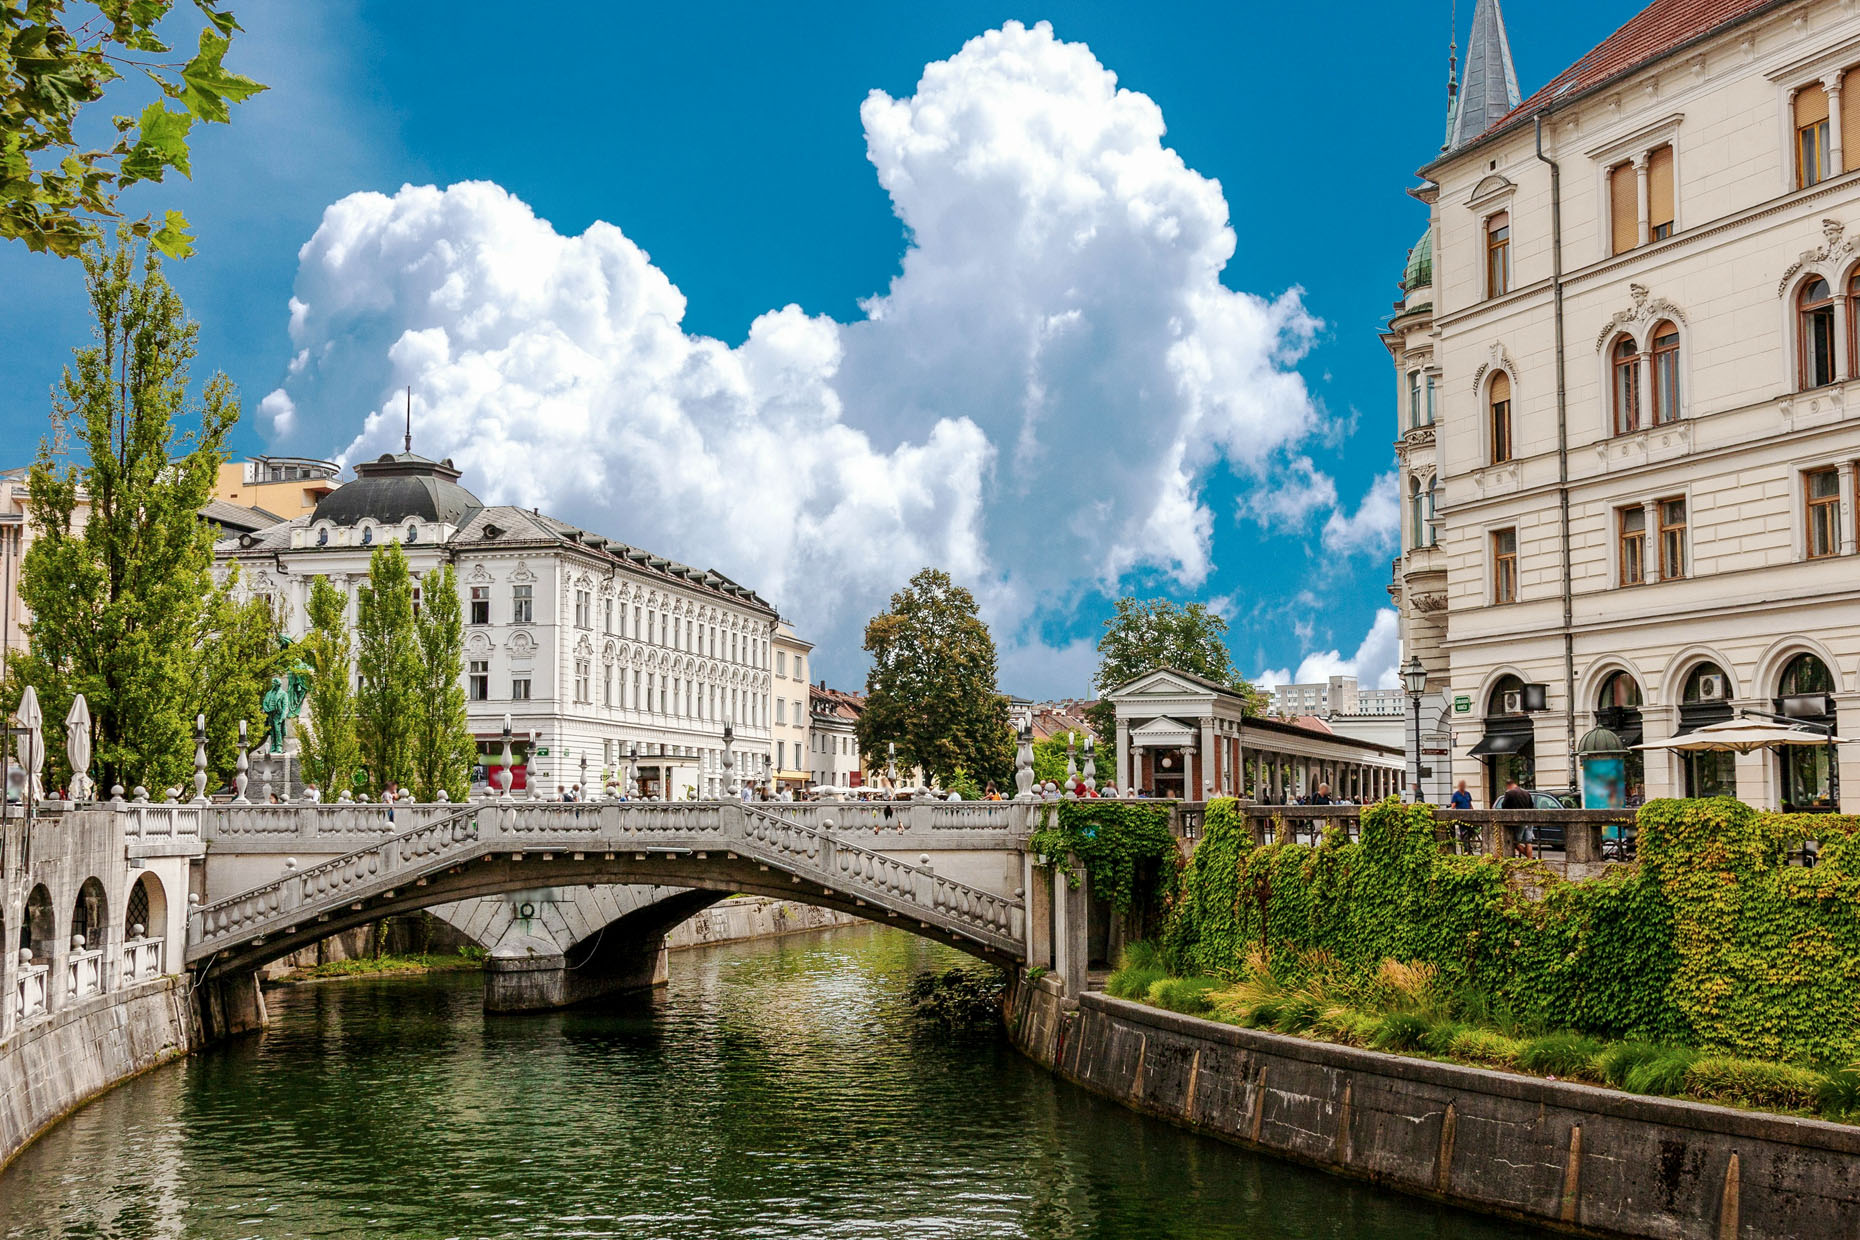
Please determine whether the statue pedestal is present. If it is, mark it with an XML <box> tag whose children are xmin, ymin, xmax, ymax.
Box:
<box><xmin>248</xmin><ymin>738</ymin><xmax>303</xmax><ymax>802</ymax></box>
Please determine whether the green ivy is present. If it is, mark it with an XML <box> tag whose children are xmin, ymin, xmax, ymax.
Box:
<box><xmin>1161</xmin><ymin>796</ymin><xmax>1860</xmax><ymax>1061</ymax></box>
<box><xmin>1031</xmin><ymin>800</ymin><xmax>1179</xmax><ymax>935</ymax></box>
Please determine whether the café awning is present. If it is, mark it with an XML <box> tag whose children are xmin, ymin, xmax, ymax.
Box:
<box><xmin>1635</xmin><ymin>718</ymin><xmax>1849</xmax><ymax>753</ymax></box>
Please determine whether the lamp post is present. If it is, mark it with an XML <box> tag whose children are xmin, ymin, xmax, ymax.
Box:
<box><xmin>1402</xmin><ymin>655</ymin><xmax>1429</xmax><ymax>804</ymax></box>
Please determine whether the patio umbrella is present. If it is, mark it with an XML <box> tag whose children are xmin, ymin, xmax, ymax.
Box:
<box><xmin>16</xmin><ymin>684</ymin><xmax>43</xmax><ymax>799</ymax></box>
<box><xmin>65</xmin><ymin>694</ymin><xmax>92</xmax><ymax>801</ymax></box>
<box><xmin>1634</xmin><ymin>717</ymin><xmax>1850</xmax><ymax>753</ymax></box>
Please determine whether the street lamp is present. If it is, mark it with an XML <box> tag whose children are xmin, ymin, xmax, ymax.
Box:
<box><xmin>1402</xmin><ymin>655</ymin><xmax>1429</xmax><ymax>803</ymax></box>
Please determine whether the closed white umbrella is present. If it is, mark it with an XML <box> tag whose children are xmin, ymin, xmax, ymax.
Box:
<box><xmin>16</xmin><ymin>684</ymin><xmax>43</xmax><ymax>800</ymax></box>
<box><xmin>65</xmin><ymin>694</ymin><xmax>92</xmax><ymax>800</ymax></box>
<box><xmin>1634</xmin><ymin>717</ymin><xmax>1848</xmax><ymax>753</ymax></box>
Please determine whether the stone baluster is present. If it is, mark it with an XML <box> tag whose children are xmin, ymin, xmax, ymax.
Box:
<box><xmin>234</xmin><ymin>719</ymin><xmax>251</xmax><ymax>804</ymax></box>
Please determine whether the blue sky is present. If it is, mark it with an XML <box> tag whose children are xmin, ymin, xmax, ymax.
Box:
<box><xmin>0</xmin><ymin>0</ymin><xmax>1640</xmax><ymax>697</ymax></box>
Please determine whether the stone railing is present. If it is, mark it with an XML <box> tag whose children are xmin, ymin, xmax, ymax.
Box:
<box><xmin>1239</xmin><ymin>805</ymin><xmax>1638</xmax><ymax>872</ymax></box>
<box><xmin>189</xmin><ymin>802</ymin><xmax>1024</xmax><ymax>964</ymax></box>
<box><xmin>753</xmin><ymin>800</ymin><xmax>1032</xmax><ymax>834</ymax></box>
<box><xmin>122</xmin><ymin>937</ymin><xmax>165</xmax><ymax>982</ymax></box>
<box><xmin>200</xmin><ymin>802</ymin><xmax>451</xmax><ymax>843</ymax></box>
<box><xmin>13</xmin><ymin>955</ymin><xmax>48</xmax><ymax>1022</ymax></box>
<box><xmin>64</xmin><ymin>945</ymin><xmax>104</xmax><ymax>1001</ymax></box>
<box><xmin>116</xmin><ymin>802</ymin><xmax>203</xmax><ymax>840</ymax></box>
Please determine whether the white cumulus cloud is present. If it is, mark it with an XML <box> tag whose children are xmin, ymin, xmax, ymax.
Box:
<box><xmin>1255</xmin><ymin>608</ymin><xmax>1402</xmax><ymax>692</ymax></box>
<box><xmin>1320</xmin><ymin>471</ymin><xmax>1400</xmax><ymax>559</ymax></box>
<box><xmin>260</xmin><ymin>21</ymin><xmax>1327</xmax><ymax>693</ymax></box>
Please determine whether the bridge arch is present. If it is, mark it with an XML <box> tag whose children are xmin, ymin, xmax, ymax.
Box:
<box><xmin>187</xmin><ymin>803</ymin><xmax>1025</xmax><ymax>985</ymax></box>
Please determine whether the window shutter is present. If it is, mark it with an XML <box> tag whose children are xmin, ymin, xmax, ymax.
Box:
<box><xmin>1609</xmin><ymin>163</ymin><xmax>1638</xmax><ymax>254</ymax></box>
<box><xmin>1490</xmin><ymin>370</ymin><xmax>1510</xmax><ymax>403</ymax></box>
<box><xmin>1648</xmin><ymin>146</ymin><xmax>1675</xmax><ymax>233</ymax></box>
<box><xmin>1846</xmin><ymin>71</ymin><xmax>1860</xmax><ymax>170</ymax></box>
<box><xmin>1798</xmin><ymin>82</ymin><xmax>1830</xmax><ymax>127</ymax></box>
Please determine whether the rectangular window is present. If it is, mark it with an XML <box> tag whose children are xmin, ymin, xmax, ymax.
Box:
<box><xmin>1648</xmin><ymin>145</ymin><xmax>1675</xmax><ymax>240</ymax></box>
<box><xmin>575</xmin><ymin>659</ymin><xmax>590</xmax><ymax>703</ymax></box>
<box><xmin>1807</xmin><ymin>467</ymin><xmax>1841</xmax><ymax>558</ymax></box>
<box><xmin>1424</xmin><ymin>372</ymin><xmax>1436</xmax><ymax>424</ymax></box>
<box><xmin>604</xmin><ymin>598</ymin><xmax>614</xmax><ymax>634</ymax></box>
<box><xmin>1609</xmin><ymin>162</ymin><xmax>1638</xmax><ymax>254</ymax></box>
<box><xmin>646</xmin><ymin>672</ymin><xmax>655</xmax><ymax>711</ymax></box>
<box><xmin>795</xmin><ymin>656</ymin><xmax>805</xmax><ymax>682</ymax></box>
<box><xmin>470</xmin><ymin>586</ymin><xmax>490</xmax><ymax>626</ymax></box>
<box><xmin>648</xmin><ymin>610</ymin><xmax>656</xmax><ymax>643</ymax></box>
<box><xmin>1492</xmin><ymin>528</ymin><xmax>1518</xmax><ymax>604</ymax></box>
<box><xmin>777</xmin><ymin>650</ymin><xmax>787</xmax><ymax>676</ymax></box>
<box><xmin>1618</xmin><ymin>507</ymin><xmax>1646</xmax><ymax>586</ymax></box>
<box><xmin>778</xmin><ymin>740</ymin><xmax>786</xmax><ymax>769</ymax></box>
<box><xmin>511</xmin><ymin>677</ymin><xmax>531</xmax><ymax>701</ymax></box>
<box><xmin>1658</xmin><ymin>497</ymin><xmax>1687</xmax><ymax>579</ymax></box>
<box><xmin>1408</xmin><ymin>371</ymin><xmax>1421</xmax><ymax>427</ymax></box>
<box><xmin>1798</xmin><ymin>83</ymin><xmax>1832</xmax><ymax>188</ymax></box>
<box><xmin>512</xmin><ymin>585</ymin><xmax>533</xmax><ymax>625</ymax></box>
<box><xmin>1486</xmin><ymin>214</ymin><xmax>1510</xmax><ymax>297</ymax></box>
<box><xmin>1651</xmin><ymin>326</ymin><xmax>1680</xmax><ymax>424</ymax></box>
<box><xmin>632</xmin><ymin>605</ymin><xmax>640</xmax><ymax>638</ymax></box>
<box><xmin>469</xmin><ymin>660</ymin><xmax>489</xmax><ymax>701</ymax></box>
<box><xmin>776</xmin><ymin>698</ymin><xmax>786</xmax><ymax>724</ymax></box>
<box><xmin>604</xmin><ymin>664</ymin><xmax>614</xmax><ymax>707</ymax></box>
<box><xmin>633</xmin><ymin>668</ymin><xmax>641</xmax><ymax>707</ymax></box>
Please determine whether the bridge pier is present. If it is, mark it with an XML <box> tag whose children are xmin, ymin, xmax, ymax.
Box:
<box><xmin>1052</xmin><ymin>857</ymin><xmax>1090</xmax><ymax>999</ymax></box>
<box><xmin>484</xmin><ymin>934</ymin><xmax>670</xmax><ymax>1012</ymax></box>
<box><xmin>193</xmin><ymin>971</ymin><xmax>267</xmax><ymax>1042</ymax></box>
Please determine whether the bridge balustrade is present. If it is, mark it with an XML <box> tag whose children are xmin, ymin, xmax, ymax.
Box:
<box><xmin>13</xmin><ymin>956</ymin><xmax>48</xmax><ymax>1022</ymax></box>
<box><xmin>123</xmin><ymin>936</ymin><xmax>165</xmax><ymax>982</ymax></box>
<box><xmin>189</xmin><ymin>801</ymin><xmax>1026</xmax><ymax>967</ymax></box>
<box><xmin>64</xmin><ymin>945</ymin><xmax>103</xmax><ymax>1001</ymax></box>
<box><xmin>754</xmin><ymin>800</ymin><xmax>1031</xmax><ymax>834</ymax></box>
<box><xmin>201</xmin><ymin>803</ymin><xmax>449</xmax><ymax>843</ymax></box>
<box><xmin>117</xmin><ymin>803</ymin><xmax>202</xmax><ymax>840</ymax></box>
<box><xmin>1237</xmin><ymin>805</ymin><xmax>1637</xmax><ymax>876</ymax></box>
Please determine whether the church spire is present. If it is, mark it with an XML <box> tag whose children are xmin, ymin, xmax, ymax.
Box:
<box><xmin>1446</xmin><ymin>0</ymin><xmax>1521</xmax><ymax>151</ymax></box>
<box><xmin>1441</xmin><ymin>14</ymin><xmax>1459</xmax><ymax>153</ymax></box>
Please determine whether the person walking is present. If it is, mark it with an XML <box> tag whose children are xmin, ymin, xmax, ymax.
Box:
<box><xmin>1308</xmin><ymin>783</ymin><xmax>1334</xmax><ymax>806</ymax></box>
<box><xmin>1495</xmin><ymin>777</ymin><xmax>1535</xmax><ymax>858</ymax></box>
<box><xmin>1449</xmin><ymin>780</ymin><xmax>1473</xmax><ymax>809</ymax></box>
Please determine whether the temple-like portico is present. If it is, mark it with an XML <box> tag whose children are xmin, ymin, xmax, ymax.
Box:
<box><xmin>1109</xmin><ymin>668</ymin><xmax>1405</xmax><ymax>802</ymax></box>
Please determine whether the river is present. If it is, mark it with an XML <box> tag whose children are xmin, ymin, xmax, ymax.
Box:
<box><xmin>0</xmin><ymin>924</ymin><xmax>1552</xmax><ymax>1239</ymax></box>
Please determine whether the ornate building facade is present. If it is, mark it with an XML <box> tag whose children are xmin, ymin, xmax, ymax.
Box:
<box><xmin>1396</xmin><ymin>0</ymin><xmax>1860</xmax><ymax>811</ymax></box>
<box><xmin>216</xmin><ymin>452</ymin><xmax>779</xmax><ymax>798</ymax></box>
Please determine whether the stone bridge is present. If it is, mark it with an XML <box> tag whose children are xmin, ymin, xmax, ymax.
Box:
<box><xmin>184</xmin><ymin>799</ymin><xmax>1063</xmax><ymax>1029</ymax></box>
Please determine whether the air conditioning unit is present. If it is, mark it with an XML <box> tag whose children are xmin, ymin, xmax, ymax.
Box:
<box><xmin>1696</xmin><ymin>673</ymin><xmax>1726</xmax><ymax>701</ymax></box>
<box><xmin>1502</xmin><ymin>690</ymin><xmax>1524</xmax><ymax>714</ymax></box>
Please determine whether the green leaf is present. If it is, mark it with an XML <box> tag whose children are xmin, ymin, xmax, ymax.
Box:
<box><xmin>149</xmin><ymin>209</ymin><xmax>196</xmax><ymax>260</ymax></box>
<box><xmin>119</xmin><ymin>102</ymin><xmax>194</xmax><ymax>184</ymax></box>
<box><xmin>177</xmin><ymin>28</ymin><xmax>267</xmax><ymax>125</ymax></box>
<box><xmin>193</xmin><ymin>0</ymin><xmax>244</xmax><ymax>37</ymax></box>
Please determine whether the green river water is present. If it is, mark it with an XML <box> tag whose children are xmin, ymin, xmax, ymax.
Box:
<box><xmin>0</xmin><ymin>924</ymin><xmax>1554</xmax><ymax>1239</ymax></box>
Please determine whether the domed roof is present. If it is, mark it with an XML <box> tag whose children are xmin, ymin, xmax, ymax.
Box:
<box><xmin>313</xmin><ymin>453</ymin><xmax>481</xmax><ymax>527</ymax></box>
<box><xmin>1402</xmin><ymin>229</ymin><xmax>1433</xmax><ymax>293</ymax></box>
<box><xmin>1577</xmin><ymin>724</ymin><xmax>1626</xmax><ymax>754</ymax></box>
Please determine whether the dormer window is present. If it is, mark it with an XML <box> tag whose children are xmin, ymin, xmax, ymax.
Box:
<box><xmin>316</xmin><ymin>527</ymin><xmax>328</xmax><ymax>547</ymax></box>
<box><xmin>361</xmin><ymin>526</ymin><xmax>373</xmax><ymax>547</ymax></box>
<box><xmin>405</xmin><ymin>525</ymin><xmax>418</xmax><ymax>543</ymax></box>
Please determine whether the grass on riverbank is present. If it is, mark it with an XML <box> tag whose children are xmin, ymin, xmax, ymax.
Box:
<box><xmin>1104</xmin><ymin>943</ymin><xmax>1859</xmax><ymax>1123</ymax></box>
<box><xmin>275</xmin><ymin>946</ymin><xmax>487</xmax><ymax>984</ymax></box>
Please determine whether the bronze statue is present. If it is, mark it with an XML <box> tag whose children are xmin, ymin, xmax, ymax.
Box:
<box><xmin>261</xmin><ymin>635</ymin><xmax>312</xmax><ymax>754</ymax></box>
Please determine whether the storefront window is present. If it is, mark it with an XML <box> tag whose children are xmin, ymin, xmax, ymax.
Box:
<box><xmin>1680</xmin><ymin>662</ymin><xmax>1736</xmax><ymax>798</ymax></box>
<box><xmin>1778</xmin><ymin>653</ymin><xmax>1838</xmax><ymax>812</ymax></box>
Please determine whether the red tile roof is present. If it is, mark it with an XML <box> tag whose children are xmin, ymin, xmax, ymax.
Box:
<box><xmin>1477</xmin><ymin>0</ymin><xmax>1787</xmax><ymax>147</ymax></box>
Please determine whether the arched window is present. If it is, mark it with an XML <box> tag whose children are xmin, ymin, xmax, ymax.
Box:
<box><xmin>1409</xmin><ymin>476</ymin><xmax>1425</xmax><ymax>549</ymax></box>
<box><xmin>1679</xmin><ymin>661</ymin><xmax>1737</xmax><ymax>797</ymax></box>
<box><xmin>22</xmin><ymin>884</ymin><xmax>53</xmax><ymax>960</ymax></box>
<box><xmin>1683</xmin><ymin>662</ymin><xmax>1730</xmax><ymax>703</ymax></box>
<box><xmin>1489</xmin><ymin>371</ymin><xmax>1512</xmax><ymax>464</ymax></box>
<box><xmin>1778</xmin><ymin>653</ymin><xmax>1838</xmax><ymax>812</ymax></box>
<box><xmin>71</xmin><ymin>878</ymin><xmax>106</xmax><ymax>950</ymax></box>
<box><xmin>1488</xmin><ymin>674</ymin><xmax>1527</xmax><ymax>715</ymax></box>
<box><xmin>1611</xmin><ymin>333</ymin><xmax>1641</xmax><ymax>435</ymax></box>
<box><xmin>1486</xmin><ymin>213</ymin><xmax>1511</xmax><ymax>297</ymax></box>
<box><xmin>1599</xmin><ymin>671</ymin><xmax>1644</xmax><ymax>709</ymax></box>
<box><xmin>1800</xmin><ymin>278</ymin><xmax>1836</xmax><ymax>389</ymax></box>
<box><xmin>1650</xmin><ymin>322</ymin><xmax>1680</xmax><ymax>425</ymax></box>
<box><xmin>1426</xmin><ymin>478</ymin><xmax>1440</xmax><ymax>546</ymax></box>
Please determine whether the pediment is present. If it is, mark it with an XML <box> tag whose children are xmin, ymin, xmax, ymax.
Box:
<box><xmin>1112</xmin><ymin>668</ymin><xmax>1217</xmax><ymax>700</ymax></box>
<box><xmin>1466</xmin><ymin>174</ymin><xmax>1515</xmax><ymax>208</ymax></box>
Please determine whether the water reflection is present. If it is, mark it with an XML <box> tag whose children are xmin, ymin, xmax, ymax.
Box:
<box><xmin>0</xmin><ymin>925</ymin><xmax>1550</xmax><ymax>1239</ymax></box>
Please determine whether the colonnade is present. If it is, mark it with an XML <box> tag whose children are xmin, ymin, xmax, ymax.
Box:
<box><xmin>1246</xmin><ymin>750</ymin><xmax>1404</xmax><ymax>804</ymax></box>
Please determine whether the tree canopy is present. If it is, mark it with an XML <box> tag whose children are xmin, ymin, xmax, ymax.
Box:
<box><xmin>298</xmin><ymin>575</ymin><xmax>360</xmax><ymax>797</ymax></box>
<box><xmin>855</xmin><ymin>568</ymin><xmax>1014</xmax><ymax>789</ymax></box>
<box><xmin>2</xmin><ymin>0</ymin><xmax>264</xmax><ymax>257</ymax></box>
<box><xmin>409</xmin><ymin>562</ymin><xmax>473</xmax><ymax>802</ymax></box>
<box><xmin>6</xmin><ymin>236</ymin><xmax>237</xmax><ymax>792</ymax></box>
<box><xmin>1088</xmin><ymin>597</ymin><xmax>1268</xmax><ymax>734</ymax></box>
<box><xmin>354</xmin><ymin>541</ymin><xmax>419</xmax><ymax>795</ymax></box>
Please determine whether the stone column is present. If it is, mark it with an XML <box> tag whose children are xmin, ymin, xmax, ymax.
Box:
<box><xmin>1199</xmin><ymin>717</ymin><xmax>1217</xmax><ymax>801</ymax></box>
<box><xmin>1052</xmin><ymin>855</ymin><xmax>1089</xmax><ymax>997</ymax></box>
<box><xmin>1827</xmin><ymin>72</ymin><xmax>1847</xmax><ymax>176</ymax></box>
<box><xmin>1024</xmin><ymin>850</ymin><xmax>1054</xmax><ymax>971</ymax></box>
<box><xmin>1640</xmin><ymin>705</ymin><xmax>1678</xmax><ymax>801</ymax></box>
<box><xmin>1115</xmin><ymin>716</ymin><xmax>1131</xmax><ymax>792</ymax></box>
<box><xmin>1835</xmin><ymin>691</ymin><xmax>1860</xmax><ymax>814</ymax></box>
<box><xmin>1634</xmin><ymin>151</ymin><xmax>1651</xmax><ymax>247</ymax></box>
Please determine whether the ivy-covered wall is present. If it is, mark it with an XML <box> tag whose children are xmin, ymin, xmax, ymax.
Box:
<box><xmin>1030</xmin><ymin>800</ymin><xmax>1179</xmax><ymax>938</ymax></box>
<box><xmin>1162</xmin><ymin>796</ymin><xmax>1860</xmax><ymax>1062</ymax></box>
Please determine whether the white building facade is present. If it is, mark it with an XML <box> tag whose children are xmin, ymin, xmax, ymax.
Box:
<box><xmin>1399</xmin><ymin>0</ymin><xmax>1860</xmax><ymax>812</ymax></box>
<box><xmin>216</xmin><ymin>453</ymin><xmax>777</xmax><ymax>798</ymax></box>
<box><xmin>771</xmin><ymin>621</ymin><xmax>813</xmax><ymax>792</ymax></box>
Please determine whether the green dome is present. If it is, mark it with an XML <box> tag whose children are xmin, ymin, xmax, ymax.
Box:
<box><xmin>1577</xmin><ymin>725</ymin><xmax>1626</xmax><ymax>754</ymax></box>
<box><xmin>1402</xmin><ymin>229</ymin><xmax>1433</xmax><ymax>293</ymax></box>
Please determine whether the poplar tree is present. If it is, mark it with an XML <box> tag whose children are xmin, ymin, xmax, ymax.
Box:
<box><xmin>8</xmin><ymin>237</ymin><xmax>236</xmax><ymax>791</ymax></box>
<box><xmin>354</xmin><ymin>542</ymin><xmax>419</xmax><ymax>796</ymax></box>
<box><xmin>196</xmin><ymin>576</ymin><xmax>285</xmax><ymax>782</ymax></box>
<box><xmin>855</xmin><ymin>568</ymin><xmax>1014</xmax><ymax>788</ymax></box>
<box><xmin>410</xmin><ymin>563</ymin><xmax>474</xmax><ymax>801</ymax></box>
<box><xmin>299</xmin><ymin>576</ymin><xmax>360</xmax><ymax>796</ymax></box>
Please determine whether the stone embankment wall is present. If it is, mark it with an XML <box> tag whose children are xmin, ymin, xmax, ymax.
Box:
<box><xmin>0</xmin><ymin>977</ymin><xmax>194</xmax><ymax>1173</ymax></box>
<box><xmin>1007</xmin><ymin>979</ymin><xmax>1860</xmax><ymax>1240</ymax></box>
<box><xmin>665</xmin><ymin>897</ymin><xmax>857</xmax><ymax>949</ymax></box>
